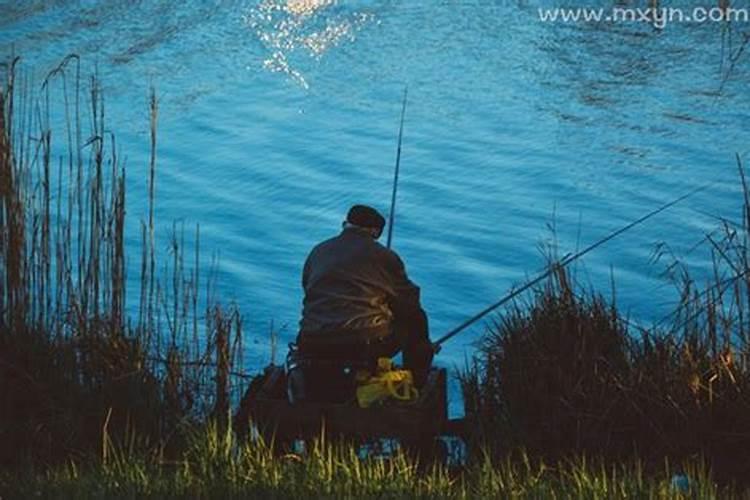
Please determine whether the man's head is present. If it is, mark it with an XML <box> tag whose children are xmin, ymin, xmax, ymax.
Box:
<box><xmin>344</xmin><ymin>204</ymin><xmax>386</xmax><ymax>239</ymax></box>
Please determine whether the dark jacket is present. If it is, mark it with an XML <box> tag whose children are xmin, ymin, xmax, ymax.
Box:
<box><xmin>298</xmin><ymin>227</ymin><xmax>423</xmax><ymax>344</ymax></box>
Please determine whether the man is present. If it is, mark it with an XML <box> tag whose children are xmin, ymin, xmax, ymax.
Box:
<box><xmin>288</xmin><ymin>204</ymin><xmax>434</xmax><ymax>403</ymax></box>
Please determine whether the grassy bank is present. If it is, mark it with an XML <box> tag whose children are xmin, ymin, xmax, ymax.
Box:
<box><xmin>1</xmin><ymin>424</ymin><xmax>734</xmax><ymax>499</ymax></box>
<box><xmin>3</xmin><ymin>56</ymin><xmax>750</xmax><ymax>498</ymax></box>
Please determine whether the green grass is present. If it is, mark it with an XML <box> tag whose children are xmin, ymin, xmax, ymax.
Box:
<box><xmin>0</xmin><ymin>423</ymin><xmax>734</xmax><ymax>499</ymax></box>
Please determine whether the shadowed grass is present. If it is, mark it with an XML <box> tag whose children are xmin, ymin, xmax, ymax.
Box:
<box><xmin>460</xmin><ymin>163</ymin><xmax>750</xmax><ymax>485</ymax></box>
<box><xmin>0</xmin><ymin>423</ymin><xmax>733</xmax><ymax>499</ymax></box>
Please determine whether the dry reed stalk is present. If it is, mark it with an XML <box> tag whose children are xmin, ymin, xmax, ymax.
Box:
<box><xmin>0</xmin><ymin>56</ymin><xmax>249</xmax><ymax>466</ymax></box>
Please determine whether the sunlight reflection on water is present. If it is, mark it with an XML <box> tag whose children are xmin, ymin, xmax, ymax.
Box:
<box><xmin>244</xmin><ymin>0</ymin><xmax>376</xmax><ymax>88</ymax></box>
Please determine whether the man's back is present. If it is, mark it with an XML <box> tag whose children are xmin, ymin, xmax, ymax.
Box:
<box><xmin>291</xmin><ymin>205</ymin><xmax>433</xmax><ymax>396</ymax></box>
<box><xmin>300</xmin><ymin>227</ymin><xmax>419</xmax><ymax>341</ymax></box>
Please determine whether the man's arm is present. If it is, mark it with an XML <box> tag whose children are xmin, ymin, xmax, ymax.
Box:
<box><xmin>384</xmin><ymin>250</ymin><xmax>423</xmax><ymax>319</ymax></box>
<box><xmin>383</xmin><ymin>249</ymin><xmax>433</xmax><ymax>385</ymax></box>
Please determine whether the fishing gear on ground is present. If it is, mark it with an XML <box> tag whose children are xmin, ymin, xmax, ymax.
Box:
<box><xmin>355</xmin><ymin>357</ymin><xmax>419</xmax><ymax>408</ymax></box>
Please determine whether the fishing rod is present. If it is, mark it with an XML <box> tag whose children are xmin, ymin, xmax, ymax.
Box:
<box><xmin>386</xmin><ymin>87</ymin><xmax>408</xmax><ymax>249</ymax></box>
<box><xmin>433</xmin><ymin>183</ymin><xmax>710</xmax><ymax>348</ymax></box>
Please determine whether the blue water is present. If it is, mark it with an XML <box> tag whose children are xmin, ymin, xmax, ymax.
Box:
<box><xmin>2</xmin><ymin>1</ymin><xmax>749</xmax><ymax>406</ymax></box>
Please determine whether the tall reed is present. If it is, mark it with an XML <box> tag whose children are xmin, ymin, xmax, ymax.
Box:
<box><xmin>0</xmin><ymin>55</ymin><xmax>244</xmax><ymax>467</ymax></box>
<box><xmin>461</xmin><ymin>162</ymin><xmax>750</xmax><ymax>484</ymax></box>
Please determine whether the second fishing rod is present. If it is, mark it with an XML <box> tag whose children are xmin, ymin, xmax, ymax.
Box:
<box><xmin>433</xmin><ymin>183</ymin><xmax>708</xmax><ymax>348</ymax></box>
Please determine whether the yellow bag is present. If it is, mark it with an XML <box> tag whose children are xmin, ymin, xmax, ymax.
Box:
<box><xmin>355</xmin><ymin>357</ymin><xmax>419</xmax><ymax>408</ymax></box>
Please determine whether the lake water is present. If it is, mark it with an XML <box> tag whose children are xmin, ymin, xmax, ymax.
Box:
<box><xmin>2</xmin><ymin>1</ymin><xmax>749</xmax><ymax>408</ymax></box>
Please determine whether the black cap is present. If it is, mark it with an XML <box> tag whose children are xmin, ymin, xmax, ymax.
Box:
<box><xmin>346</xmin><ymin>205</ymin><xmax>386</xmax><ymax>232</ymax></box>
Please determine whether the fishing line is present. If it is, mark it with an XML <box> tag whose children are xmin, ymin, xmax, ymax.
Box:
<box><xmin>434</xmin><ymin>183</ymin><xmax>712</xmax><ymax>348</ymax></box>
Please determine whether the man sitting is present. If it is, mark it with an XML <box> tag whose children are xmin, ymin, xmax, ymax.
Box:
<box><xmin>288</xmin><ymin>204</ymin><xmax>434</xmax><ymax>403</ymax></box>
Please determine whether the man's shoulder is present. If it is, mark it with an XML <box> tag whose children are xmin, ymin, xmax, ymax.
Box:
<box><xmin>307</xmin><ymin>232</ymin><xmax>402</xmax><ymax>266</ymax></box>
<box><xmin>309</xmin><ymin>233</ymin><xmax>344</xmax><ymax>253</ymax></box>
<box><xmin>370</xmin><ymin>240</ymin><xmax>404</xmax><ymax>268</ymax></box>
<box><xmin>314</xmin><ymin>234</ymin><xmax>339</xmax><ymax>249</ymax></box>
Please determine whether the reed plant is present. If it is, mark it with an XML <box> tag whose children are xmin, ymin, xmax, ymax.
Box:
<box><xmin>0</xmin><ymin>55</ymin><xmax>244</xmax><ymax>468</ymax></box>
<box><xmin>461</xmin><ymin>159</ymin><xmax>750</xmax><ymax>485</ymax></box>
